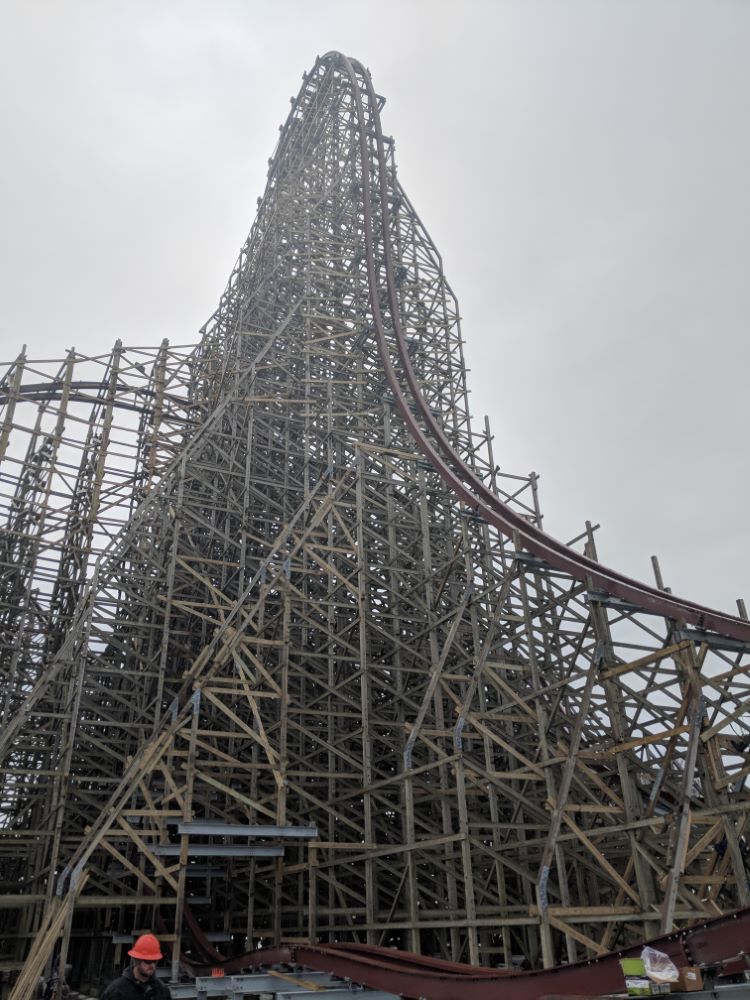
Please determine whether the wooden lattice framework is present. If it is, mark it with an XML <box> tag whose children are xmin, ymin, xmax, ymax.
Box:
<box><xmin>1</xmin><ymin>51</ymin><xmax>749</xmax><ymax>995</ymax></box>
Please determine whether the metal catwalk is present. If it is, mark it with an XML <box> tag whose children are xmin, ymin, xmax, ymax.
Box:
<box><xmin>1</xmin><ymin>52</ymin><xmax>749</xmax><ymax>996</ymax></box>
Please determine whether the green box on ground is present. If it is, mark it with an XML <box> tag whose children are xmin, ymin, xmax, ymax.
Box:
<box><xmin>625</xmin><ymin>977</ymin><xmax>652</xmax><ymax>995</ymax></box>
<box><xmin>621</xmin><ymin>959</ymin><xmax>647</xmax><ymax>976</ymax></box>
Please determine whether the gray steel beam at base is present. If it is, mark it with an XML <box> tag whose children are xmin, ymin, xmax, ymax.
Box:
<box><xmin>173</xmin><ymin>822</ymin><xmax>319</xmax><ymax>838</ymax></box>
<box><xmin>150</xmin><ymin>845</ymin><xmax>284</xmax><ymax>857</ymax></box>
<box><xmin>169</xmin><ymin>979</ymin><xmax>750</xmax><ymax>1000</ymax></box>
<box><xmin>276</xmin><ymin>991</ymin><xmax>400</xmax><ymax>1000</ymax></box>
<box><xmin>169</xmin><ymin>973</ymin><xmax>341</xmax><ymax>1000</ymax></box>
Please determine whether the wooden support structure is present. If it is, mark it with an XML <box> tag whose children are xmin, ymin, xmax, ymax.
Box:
<box><xmin>1</xmin><ymin>50</ymin><xmax>749</xmax><ymax>995</ymax></box>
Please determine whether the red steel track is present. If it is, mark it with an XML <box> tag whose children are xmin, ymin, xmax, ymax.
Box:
<box><xmin>182</xmin><ymin>907</ymin><xmax>750</xmax><ymax>999</ymax></box>
<box><xmin>293</xmin><ymin>906</ymin><xmax>750</xmax><ymax>999</ymax></box>
<box><xmin>320</xmin><ymin>51</ymin><xmax>750</xmax><ymax>646</ymax></box>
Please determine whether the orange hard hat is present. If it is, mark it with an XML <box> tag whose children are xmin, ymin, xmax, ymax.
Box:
<box><xmin>128</xmin><ymin>933</ymin><xmax>163</xmax><ymax>961</ymax></box>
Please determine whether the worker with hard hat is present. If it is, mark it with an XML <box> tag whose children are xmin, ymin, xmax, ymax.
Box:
<box><xmin>101</xmin><ymin>933</ymin><xmax>171</xmax><ymax>1000</ymax></box>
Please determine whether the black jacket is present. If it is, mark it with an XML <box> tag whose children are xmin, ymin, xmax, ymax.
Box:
<box><xmin>101</xmin><ymin>967</ymin><xmax>172</xmax><ymax>1000</ymax></box>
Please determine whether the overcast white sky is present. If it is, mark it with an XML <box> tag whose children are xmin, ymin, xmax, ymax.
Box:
<box><xmin>1</xmin><ymin>0</ymin><xmax>748</xmax><ymax>618</ymax></box>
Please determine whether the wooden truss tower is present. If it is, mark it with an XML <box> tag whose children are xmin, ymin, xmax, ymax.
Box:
<box><xmin>1</xmin><ymin>51</ymin><xmax>749</xmax><ymax>994</ymax></box>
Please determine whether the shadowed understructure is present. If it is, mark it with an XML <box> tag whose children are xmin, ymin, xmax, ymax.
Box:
<box><xmin>1</xmin><ymin>52</ymin><xmax>749</xmax><ymax>995</ymax></box>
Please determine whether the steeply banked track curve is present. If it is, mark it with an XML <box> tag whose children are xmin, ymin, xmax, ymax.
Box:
<box><xmin>324</xmin><ymin>50</ymin><xmax>749</xmax><ymax>644</ymax></box>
